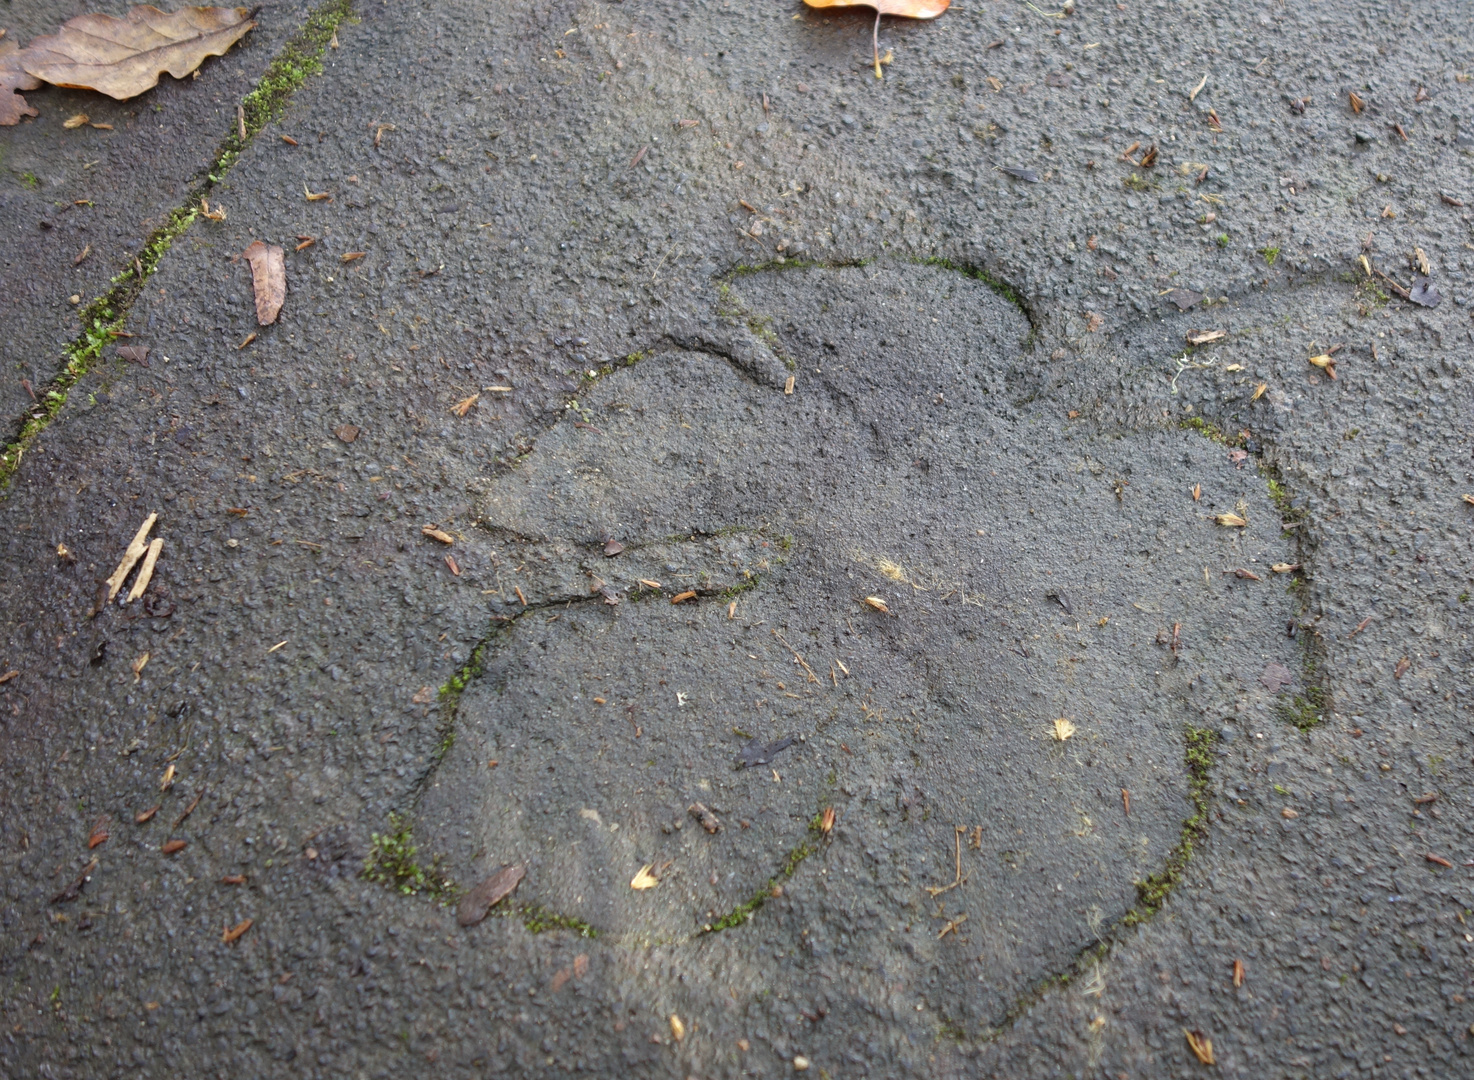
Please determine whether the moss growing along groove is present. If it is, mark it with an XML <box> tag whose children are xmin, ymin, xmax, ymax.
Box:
<box><xmin>916</xmin><ymin>256</ymin><xmax>1033</xmax><ymax>325</ymax></box>
<box><xmin>0</xmin><ymin>0</ymin><xmax>356</xmax><ymax>492</ymax></box>
<box><xmin>1124</xmin><ymin>725</ymin><xmax>1216</xmax><ymax>923</ymax></box>
<box><xmin>702</xmin><ymin>815</ymin><xmax>829</xmax><ymax>934</ymax></box>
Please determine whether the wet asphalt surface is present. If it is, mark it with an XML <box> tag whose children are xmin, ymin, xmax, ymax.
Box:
<box><xmin>1</xmin><ymin>0</ymin><xmax>1472</xmax><ymax>1077</ymax></box>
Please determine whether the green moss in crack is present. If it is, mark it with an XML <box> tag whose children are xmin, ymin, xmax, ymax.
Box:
<box><xmin>517</xmin><ymin>904</ymin><xmax>598</xmax><ymax>938</ymax></box>
<box><xmin>1123</xmin><ymin>726</ymin><xmax>1215</xmax><ymax>925</ymax></box>
<box><xmin>363</xmin><ymin>814</ymin><xmax>456</xmax><ymax>900</ymax></box>
<box><xmin>1275</xmin><ymin>626</ymin><xmax>1329</xmax><ymax>730</ymax></box>
<box><xmin>210</xmin><ymin>0</ymin><xmax>356</xmax><ymax>181</ymax></box>
<box><xmin>1260</xmin><ymin>246</ymin><xmax>1281</xmax><ymax>268</ymax></box>
<box><xmin>1178</xmin><ymin>415</ymin><xmax>1245</xmax><ymax>448</ymax></box>
<box><xmin>720</xmin><ymin>574</ymin><xmax>760</xmax><ymax>600</ymax></box>
<box><xmin>703</xmin><ymin>821</ymin><xmax>826</xmax><ymax>934</ymax></box>
<box><xmin>917</xmin><ymin>257</ymin><xmax>1031</xmax><ymax>322</ymax></box>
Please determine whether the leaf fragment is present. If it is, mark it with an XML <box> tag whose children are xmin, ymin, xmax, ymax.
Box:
<box><xmin>1052</xmin><ymin>717</ymin><xmax>1076</xmax><ymax>741</ymax></box>
<box><xmin>241</xmin><ymin>240</ymin><xmax>285</xmax><ymax>325</ymax></box>
<box><xmin>820</xmin><ymin>806</ymin><xmax>836</xmax><ymax>834</ymax></box>
<box><xmin>1185</xmin><ymin>329</ymin><xmax>1226</xmax><ymax>346</ymax></box>
<box><xmin>1251</xmin><ymin>382</ymin><xmax>1268</xmax><ymax>402</ymax></box>
<box><xmin>1394</xmin><ymin>656</ymin><xmax>1410</xmax><ymax>679</ymax></box>
<box><xmin>670</xmin><ymin>589</ymin><xmax>697</xmax><ymax>604</ymax></box>
<box><xmin>87</xmin><ymin>816</ymin><xmax>110</xmax><ymax>849</ymax></box>
<box><xmin>669</xmin><ymin>1014</ymin><xmax>686</xmax><ymax>1043</ymax></box>
<box><xmin>688</xmin><ymin>802</ymin><xmax>721</xmax><ymax>833</ymax></box>
<box><xmin>222</xmin><ymin>918</ymin><xmax>253</xmax><ymax>943</ymax></box>
<box><xmin>1348</xmin><ymin>91</ymin><xmax>1364</xmax><ymax>113</ymax></box>
<box><xmin>1232</xmin><ymin>959</ymin><xmax>1245</xmax><ymax>988</ymax></box>
<box><xmin>1271</xmin><ymin>563</ymin><xmax>1299</xmax><ymax>573</ymax></box>
<box><xmin>162</xmin><ymin>838</ymin><xmax>186</xmax><ymax>855</ymax></box>
<box><xmin>449</xmin><ymin>393</ymin><xmax>479</xmax><ymax>417</ymax></box>
<box><xmin>631</xmin><ymin>864</ymin><xmax>659</xmax><ymax>890</ymax></box>
<box><xmin>1184</xmin><ymin>1029</ymin><xmax>1215</xmax><ymax>1065</ymax></box>
<box><xmin>63</xmin><ymin>112</ymin><xmax>89</xmax><ymax>128</ymax></box>
<box><xmin>421</xmin><ymin>525</ymin><xmax>454</xmax><ymax>545</ymax></box>
<box><xmin>863</xmin><ymin>596</ymin><xmax>889</xmax><ymax>613</ymax></box>
<box><xmin>0</xmin><ymin>40</ymin><xmax>43</xmax><ymax>126</ymax></box>
<box><xmin>1214</xmin><ymin>513</ymin><xmax>1247</xmax><ymax>527</ymax></box>
<box><xmin>457</xmin><ymin>864</ymin><xmax>526</xmax><ymax>926</ymax></box>
<box><xmin>18</xmin><ymin>6</ymin><xmax>257</xmax><ymax>103</ymax></box>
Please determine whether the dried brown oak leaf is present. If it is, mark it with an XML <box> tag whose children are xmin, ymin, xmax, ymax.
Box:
<box><xmin>0</xmin><ymin>40</ymin><xmax>43</xmax><ymax>126</ymax></box>
<box><xmin>802</xmin><ymin>0</ymin><xmax>949</xmax><ymax>80</ymax></box>
<box><xmin>18</xmin><ymin>6</ymin><xmax>256</xmax><ymax>104</ymax></box>
<box><xmin>241</xmin><ymin>239</ymin><xmax>285</xmax><ymax>325</ymax></box>
<box><xmin>457</xmin><ymin>864</ymin><xmax>525</xmax><ymax>927</ymax></box>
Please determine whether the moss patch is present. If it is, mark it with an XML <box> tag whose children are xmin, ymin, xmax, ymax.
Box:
<box><xmin>1124</xmin><ymin>726</ymin><xmax>1216</xmax><ymax>923</ymax></box>
<box><xmin>916</xmin><ymin>257</ymin><xmax>1032</xmax><ymax>324</ymax></box>
<box><xmin>702</xmin><ymin>818</ymin><xmax>827</xmax><ymax>934</ymax></box>
<box><xmin>363</xmin><ymin>813</ymin><xmax>456</xmax><ymax>901</ymax></box>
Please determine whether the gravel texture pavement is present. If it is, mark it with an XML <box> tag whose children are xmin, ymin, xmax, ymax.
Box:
<box><xmin>1</xmin><ymin>1</ymin><xmax>1472</xmax><ymax>1077</ymax></box>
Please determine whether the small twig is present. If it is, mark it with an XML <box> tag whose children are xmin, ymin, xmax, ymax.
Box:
<box><xmin>772</xmin><ymin>629</ymin><xmax>819</xmax><ymax>684</ymax></box>
<box><xmin>926</xmin><ymin>827</ymin><xmax>966</xmax><ymax>898</ymax></box>
<box><xmin>938</xmin><ymin>912</ymin><xmax>968</xmax><ymax>939</ymax></box>
<box><xmin>872</xmin><ymin>9</ymin><xmax>882</xmax><ymax>80</ymax></box>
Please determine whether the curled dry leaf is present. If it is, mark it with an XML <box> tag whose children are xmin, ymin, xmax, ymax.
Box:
<box><xmin>135</xmin><ymin>805</ymin><xmax>159</xmax><ymax>824</ymax></box>
<box><xmin>669</xmin><ymin>1014</ymin><xmax>686</xmax><ymax>1043</ymax></box>
<box><xmin>457</xmin><ymin>863</ymin><xmax>526</xmax><ymax>926</ymax></box>
<box><xmin>1052</xmin><ymin>718</ymin><xmax>1076</xmax><ymax>741</ymax></box>
<box><xmin>421</xmin><ymin>525</ymin><xmax>454</xmax><ymax>545</ymax></box>
<box><xmin>222</xmin><ymin>918</ymin><xmax>253</xmax><ymax>943</ymax></box>
<box><xmin>1394</xmin><ymin>656</ymin><xmax>1410</xmax><ymax>679</ymax></box>
<box><xmin>16</xmin><ymin>6</ymin><xmax>256</xmax><ymax>105</ymax></box>
<box><xmin>1464</xmin><ymin>494</ymin><xmax>1474</xmax><ymax>507</ymax></box>
<box><xmin>631</xmin><ymin>864</ymin><xmax>659</xmax><ymax>890</ymax></box>
<box><xmin>63</xmin><ymin>111</ymin><xmax>89</xmax><ymax>128</ymax></box>
<box><xmin>670</xmin><ymin>589</ymin><xmax>697</xmax><ymax>605</ymax></box>
<box><xmin>1348</xmin><ymin>91</ymin><xmax>1364</xmax><ymax>113</ymax></box>
<box><xmin>863</xmin><ymin>596</ymin><xmax>889</xmax><ymax>613</ymax></box>
<box><xmin>1184</xmin><ymin>1029</ymin><xmax>1215</xmax><ymax>1066</ymax></box>
<box><xmin>87</xmin><ymin>816</ymin><xmax>110</xmax><ymax>849</ymax></box>
<box><xmin>162</xmin><ymin>838</ymin><xmax>186</xmax><ymax>855</ymax></box>
<box><xmin>241</xmin><ymin>240</ymin><xmax>285</xmax><ymax>325</ymax></box>
<box><xmin>802</xmin><ymin>0</ymin><xmax>950</xmax><ymax>79</ymax></box>
<box><xmin>1251</xmin><ymin>382</ymin><xmax>1268</xmax><ymax>402</ymax></box>
<box><xmin>1215</xmin><ymin>513</ymin><xmax>1248</xmax><ymax>528</ymax></box>
<box><xmin>603</xmin><ymin>538</ymin><xmax>624</xmax><ymax>557</ymax></box>
<box><xmin>1232</xmin><ymin>958</ymin><xmax>1245</xmax><ymax>987</ymax></box>
<box><xmin>820</xmin><ymin>806</ymin><xmax>836</xmax><ymax>834</ymax></box>
<box><xmin>1271</xmin><ymin>562</ymin><xmax>1300</xmax><ymax>573</ymax></box>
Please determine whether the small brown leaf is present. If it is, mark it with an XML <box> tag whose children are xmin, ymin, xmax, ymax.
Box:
<box><xmin>1138</xmin><ymin>145</ymin><xmax>1158</xmax><ymax>168</ymax></box>
<box><xmin>1214</xmin><ymin>513</ymin><xmax>1247</xmax><ymax>527</ymax></box>
<box><xmin>421</xmin><ymin>525</ymin><xmax>454</xmax><ymax>545</ymax></box>
<box><xmin>603</xmin><ymin>538</ymin><xmax>624</xmax><ymax>557</ymax></box>
<box><xmin>669</xmin><ymin>1014</ymin><xmax>686</xmax><ymax>1043</ymax></box>
<box><xmin>199</xmin><ymin>198</ymin><xmax>226</xmax><ymax>221</ymax></box>
<box><xmin>1394</xmin><ymin>656</ymin><xmax>1410</xmax><ymax>679</ymax></box>
<box><xmin>638</xmin><ymin>579</ymin><xmax>661</xmax><ymax>590</ymax></box>
<box><xmin>17</xmin><ymin>6</ymin><xmax>256</xmax><ymax>103</ymax></box>
<box><xmin>333</xmin><ymin>424</ymin><xmax>360</xmax><ymax>442</ymax></box>
<box><xmin>1231</xmin><ymin>568</ymin><xmax>1262</xmax><ymax>581</ymax></box>
<box><xmin>220</xmin><ymin>873</ymin><xmax>246</xmax><ymax>885</ymax></box>
<box><xmin>457</xmin><ymin>864</ymin><xmax>526</xmax><ymax>926</ymax></box>
<box><xmin>1191</xmin><ymin>483</ymin><xmax>1201</xmax><ymax>501</ymax></box>
<box><xmin>241</xmin><ymin>240</ymin><xmax>285</xmax><ymax>325</ymax></box>
<box><xmin>410</xmin><ymin>686</ymin><xmax>435</xmax><ymax>705</ymax></box>
<box><xmin>159</xmin><ymin>762</ymin><xmax>175</xmax><ymax>791</ymax></box>
<box><xmin>863</xmin><ymin>596</ymin><xmax>889</xmax><ymax>613</ymax></box>
<box><xmin>87</xmin><ymin>816</ymin><xmax>110</xmax><ymax>849</ymax></box>
<box><xmin>1271</xmin><ymin>563</ymin><xmax>1300</xmax><ymax>573</ymax></box>
<box><xmin>1121</xmin><ymin>788</ymin><xmax>1130</xmax><ymax>816</ymax></box>
<box><xmin>340</xmin><ymin>251</ymin><xmax>365</xmax><ymax>263</ymax></box>
<box><xmin>0</xmin><ymin>40</ymin><xmax>43</xmax><ymax>126</ymax></box>
<box><xmin>162</xmin><ymin>839</ymin><xmax>186</xmax><ymax>855</ymax></box>
<box><xmin>631</xmin><ymin>864</ymin><xmax>659</xmax><ymax>890</ymax></box>
<box><xmin>134</xmin><ymin>805</ymin><xmax>159</xmax><ymax>824</ymax></box>
<box><xmin>445</xmin><ymin>554</ymin><xmax>460</xmax><ymax>576</ymax></box>
<box><xmin>1462</xmin><ymin>493</ymin><xmax>1474</xmax><ymax>507</ymax></box>
<box><xmin>1184</xmin><ymin>1028</ymin><xmax>1215</xmax><ymax>1065</ymax></box>
<box><xmin>1425</xmin><ymin>853</ymin><xmax>1453</xmax><ymax>869</ymax></box>
<box><xmin>222</xmin><ymin>918</ymin><xmax>253</xmax><ymax>943</ymax></box>
<box><xmin>820</xmin><ymin>806</ymin><xmax>836</xmax><ymax>834</ymax></box>
<box><xmin>1348</xmin><ymin>91</ymin><xmax>1364</xmax><ymax>113</ymax></box>
<box><xmin>449</xmin><ymin>393</ymin><xmax>479</xmax><ymax>417</ymax></box>
<box><xmin>294</xmin><ymin>236</ymin><xmax>315</xmax><ymax>251</ymax></box>
<box><xmin>1281</xmin><ymin>807</ymin><xmax>1299</xmax><ymax>819</ymax></box>
<box><xmin>1232</xmin><ymin>959</ymin><xmax>1245</xmax><ymax>988</ymax></box>
<box><xmin>670</xmin><ymin>590</ymin><xmax>697</xmax><ymax>604</ymax></box>
<box><xmin>1251</xmin><ymin>382</ymin><xmax>1268</xmax><ymax>402</ymax></box>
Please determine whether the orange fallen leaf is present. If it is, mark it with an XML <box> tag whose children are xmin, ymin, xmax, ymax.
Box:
<box><xmin>162</xmin><ymin>839</ymin><xmax>186</xmax><ymax>855</ymax></box>
<box><xmin>670</xmin><ymin>590</ymin><xmax>697</xmax><ymax>604</ymax></box>
<box><xmin>1214</xmin><ymin>513</ymin><xmax>1247</xmax><ymax>527</ymax></box>
<box><xmin>820</xmin><ymin>806</ymin><xmax>836</xmax><ymax>834</ymax></box>
<box><xmin>222</xmin><ymin>918</ymin><xmax>253</xmax><ymax>943</ymax></box>
<box><xmin>220</xmin><ymin>873</ymin><xmax>246</xmax><ymax>885</ymax></box>
<box><xmin>134</xmin><ymin>805</ymin><xmax>159</xmax><ymax>824</ymax></box>
<box><xmin>87</xmin><ymin>816</ymin><xmax>110</xmax><ymax>849</ymax></box>
<box><xmin>445</xmin><ymin>554</ymin><xmax>460</xmax><ymax>576</ymax></box>
<box><xmin>340</xmin><ymin>251</ymin><xmax>365</xmax><ymax>263</ymax></box>
<box><xmin>802</xmin><ymin>0</ymin><xmax>950</xmax><ymax>79</ymax></box>
<box><xmin>421</xmin><ymin>525</ymin><xmax>454</xmax><ymax>545</ymax></box>
<box><xmin>1191</xmin><ymin>483</ymin><xmax>1201</xmax><ymax>501</ymax></box>
<box><xmin>1232</xmin><ymin>959</ymin><xmax>1244</xmax><ymax>987</ymax></box>
<box><xmin>241</xmin><ymin>240</ymin><xmax>285</xmax><ymax>325</ymax></box>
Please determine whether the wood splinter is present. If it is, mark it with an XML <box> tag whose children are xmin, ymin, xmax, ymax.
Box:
<box><xmin>105</xmin><ymin>513</ymin><xmax>157</xmax><ymax>600</ymax></box>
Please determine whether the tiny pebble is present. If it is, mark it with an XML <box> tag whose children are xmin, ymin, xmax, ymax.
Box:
<box><xmin>793</xmin><ymin>1056</ymin><xmax>810</xmax><ymax>1071</ymax></box>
